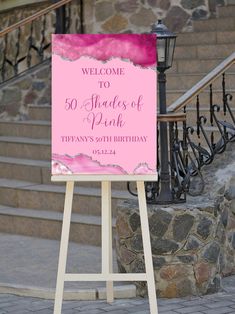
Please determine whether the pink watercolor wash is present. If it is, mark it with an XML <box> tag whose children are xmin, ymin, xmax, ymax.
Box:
<box><xmin>52</xmin><ymin>153</ymin><xmax>127</xmax><ymax>175</ymax></box>
<box><xmin>52</xmin><ymin>34</ymin><xmax>157</xmax><ymax>175</ymax></box>
<box><xmin>52</xmin><ymin>34</ymin><xmax>156</xmax><ymax>68</ymax></box>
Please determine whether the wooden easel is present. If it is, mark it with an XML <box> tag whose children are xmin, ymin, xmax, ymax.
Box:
<box><xmin>52</xmin><ymin>174</ymin><xmax>158</xmax><ymax>314</ymax></box>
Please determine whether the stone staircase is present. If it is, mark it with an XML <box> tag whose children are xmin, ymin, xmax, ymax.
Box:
<box><xmin>0</xmin><ymin>105</ymin><xmax>134</xmax><ymax>246</ymax></box>
<box><xmin>167</xmin><ymin>5</ymin><xmax>235</xmax><ymax>105</ymax></box>
<box><xmin>167</xmin><ymin>5</ymin><xmax>235</xmax><ymax>146</ymax></box>
<box><xmin>0</xmin><ymin>4</ymin><xmax>235</xmax><ymax>245</ymax></box>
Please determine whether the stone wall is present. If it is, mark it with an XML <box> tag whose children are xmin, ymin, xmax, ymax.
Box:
<box><xmin>116</xmin><ymin>143</ymin><xmax>235</xmax><ymax>298</ymax></box>
<box><xmin>0</xmin><ymin>61</ymin><xmax>51</xmax><ymax>120</ymax></box>
<box><xmin>84</xmin><ymin>0</ymin><xmax>226</xmax><ymax>34</ymax></box>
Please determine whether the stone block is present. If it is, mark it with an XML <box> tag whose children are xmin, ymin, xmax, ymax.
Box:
<box><xmin>202</xmin><ymin>242</ymin><xmax>220</xmax><ymax>263</ymax></box>
<box><xmin>197</xmin><ymin>216</ymin><xmax>213</xmax><ymax>240</ymax></box>
<box><xmin>32</xmin><ymin>81</ymin><xmax>46</xmax><ymax>91</ymax></box>
<box><xmin>2</xmin><ymin>88</ymin><xmax>21</xmax><ymax>106</ymax></box>
<box><xmin>149</xmin><ymin>210</ymin><xmax>172</xmax><ymax>237</ymax></box>
<box><xmin>181</xmin><ymin>0</ymin><xmax>205</xmax><ymax>10</ymax></box>
<box><xmin>119</xmin><ymin>245</ymin><xmax>136</xmax><ymax>264</ymax></box>
<box><xmin>129</xmin><ymin>233</ymin><xmax>143</xmax><ymax>252</ymax></box>
<box><xmin>102</xmin><ymin>14</ymin><xmax>128</xmax><ymax>33</ymax></box>
<box><xmin>147</xmin><ymin>0</ymin><xmax>170</xmax><ymax>10</ymax></box>
<box><xmin>153</xmin><ymin>256</ymin><xmax>166</xmax><ymax>269</ymax></box>
<box><xmin>164</xmin><ymin>6</ymin><xmax>190</xmax><ymax>32</ymax></box>
<box><xmin>160</xmin><ymin>264</ymin><xmax>186</xmax><ymax>281</ymax></box>
<box><xmin>129</xmin><ymin>212</ymin><xmax>140</xmax><ymax>232</ymax></box>
<box><xmin>173</xmin><ymin>214</ymin><xmax>194</xmax><ymax>242</ymax></box>
<box><xmin>192</xmin><ymin>8</ymin><xmax>208</xmax><ymax>20</ymax></box>
<box><xmin>225</xmin><ymin>177</ymin><xmax>235</xmax><ymax>200</ymax></box>
<box><xmin>95</xmin><ymin>1</ymin><xmax>114</xmax><ymax>22</ymax></box>
<box><xmin>195</xmin><ymin>261</ymin><xmax>211</xmax><ymax>285</ymax></box>
<box><xmin>151</xmin><ymin>238</ymin><xmax>179</xmax><ymax>254</ymax></box>
<box><xmin>17</xmin><ymin>78</ymin><xmax>32</xmax><ymax>90</ymax></box>
<box><xmin>130</xmin><ymin>8</ymin><xmax>156</xmax><ymax>27</ymax></box>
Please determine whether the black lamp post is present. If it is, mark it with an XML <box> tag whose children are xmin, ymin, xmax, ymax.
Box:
<box><xmin>151</xmin><ymin>20</ymin><xmax>177</xmax><ymax>204</ymax></box>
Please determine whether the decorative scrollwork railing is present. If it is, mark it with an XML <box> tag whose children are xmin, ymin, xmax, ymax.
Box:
<box><xmin>128</xmin><ymin>53</ymin><xmax>235</xmax><ymax>203</ymax></box>
<box><xmin>166</xmin><ymin>52</ymin><xmax>235</xmax><ymax>200</ymax></box>
<box><xmin>0</xmin><ymin>0</ymin><xmax>83</xmax><ymax>84</ymax></box>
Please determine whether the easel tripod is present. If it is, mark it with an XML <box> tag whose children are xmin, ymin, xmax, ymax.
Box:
<box><xmin>52</xmin><ymin>175</ymin><xmax>158</xmax><ymax>314</ymax></box>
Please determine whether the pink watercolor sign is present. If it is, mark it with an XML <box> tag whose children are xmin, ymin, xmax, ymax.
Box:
<box><xmin>52</xmin><ymin>34</ymin><xmax>157</xmax><ymax>175</ymax></box>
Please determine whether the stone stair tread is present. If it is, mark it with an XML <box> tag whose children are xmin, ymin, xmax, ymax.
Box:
<box><xmin>0</xmin><ymin>136</ymin><xmax>50</xmax><ymax>145</ymax></box>
<box><xmin>0</xmin><ymin>204</ymin><xmax>107</xmax><ymax>226</ymax></box>
<box><xmin>29</xmin><ymin>104</ymin><xmax>51</xmax><ymax>109</ymax></box>
<box><xmin>0</xmin><ymin>156</ymin><xmax>50</xmax><ymax>167</ymax></box>
<box><xmin>217</xmin><ymin>5</ymin><xmax>235</xmax><ymax>17</ymax></box>
<box><xmin>169</xmin><ymin>72</ymin><xmax>235</xmax><ymax>77</ymax></box>
<box><xmin>178</xmin><ymin>125</ymin><xmax>227</xmax><ymax>131</ymax></box>
<box><xmin>176</xmin><ymin>30</ymin><xmax>235</xmax><ymax>46</ymax></box>
<box><xmin>186</xmin><ymin>107</ymin><xmax>235</xmax><ymax>111</ymax></box>
<box><xmin>0</xmin><ymin>120</ymin><xmax>51</xmax><ymax>126</ymax></box>
<box><xmin>176</xmin><ymin>42</ymin><xmax>235</xmax><ymax>48</ymax></box>
<box><xmin>174</xmin><ymin>43</ymin><xmax>235</xmax><ymax>60</ymax></box>
<box><xmin>193</xmin><ymin>16</ymin><xmax>235</xmax><ymax>29</ymax></box>
<box><xmin>168</xmin><ymin>88</ymin><xmax>235</xmax><ymax>94</ymax></box>
<box><xmin>0</xmin><ymin>178</ymin><xmax>133</xmax><ymax>200</ymax></box>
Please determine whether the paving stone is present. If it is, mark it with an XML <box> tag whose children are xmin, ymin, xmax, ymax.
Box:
<box><xmin>203</xmin><ymin>308</ymin><xmax>235</xmax><ymax>314</ymax></box>
<box><xmin>175</xmin><ymin>305</ymin><xmax>208</xmax><ymax>313</ymax></box>
<box><xmin>31</xmin><ymin>310</ymin><xmax>53</xmax><ymax>314</ymax></box>
<box><xmin>204</xmin><ymin>300</ymin><xmax>235</xmax><ymax>308</ymax></box>
<box><xmin>78</xmin><ymin>309</ymin><xmax>103</xmax><ymax>314</ymax></box>
<box><xmin>10</xmin><ymin>310</ymin><xmax>31</xmax><ymax>314</ymax></box>
<box><xmin>159</xmin><ymin>303</ymin><xmax>186</xmax><ymax>312</ymax></box>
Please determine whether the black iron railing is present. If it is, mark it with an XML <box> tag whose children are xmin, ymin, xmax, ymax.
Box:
<box><xmin>128</xmin><ymin>53</ymin><xmax>235</xmax><ymax>203</ymax></box>
<box><xmin>148</xmin><ymin>53</ymin><xmax>235</xmax><ymax>203</ymax></box>
<box><xmin>0</xmin><ymin>0</ymin><xmax>83</xmax><ymax>84</ymax></box>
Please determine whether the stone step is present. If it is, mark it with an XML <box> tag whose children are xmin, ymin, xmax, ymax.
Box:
<box><xmin>174</xmin><ymin>43</ymin><xmax>235</xmax><ymax>60</ymax></box>
<box><xmin>0</xmin><ymin>156</ymin><xmax>49</xmax><ymax>184</ymax></box>
<box><xmin>0</xmin><ymin>120</ymin><xmax>51</xmax><ymax>139</ymax></box>
<box><xmin>28</xmin><ymin>105</ymin><xmax>51</xmax><ymax>121</ymax></box>
<box><xmin>217</xmin><ymin>5</ymin><xmax>235</xmax><ymax>17</ymax></box>
<box><xmin>193</xmin><ymin>16</ymin><xmax>235</xmax><ymax>32</ymax></box>
<box><xmin>172</xmin><ymin>58</ymin><xmax>228</xmax><ymax>74</ymax></box>
<box><xmin>167</xmin><ymin>89</ymin><xmax>235</xmax><ymax>107</ymax></box>
<box><xmin>0</xmin><ymin>136</ymin><xmax>50</xmax><ymax>160</ymax></box>
<box><xmin>0</xmin><ymin>156</ymin><xmax>129</xmax><ymax>190</ymax></box>
<box><xmin>167</xmin><ymin>72</ymin><xmax>235</xmax><ymax>90</ymax></box>
<box><xmin>176</xmin><ymin>30</ymin><xmax>235</xmax><ymax>46</ymax></box>
<box><xmin>0</xmin><ymin>205</ymin><xmax>108</xmax><ymax>246</ymax></box>
<box><xmin>0</xmin><ymin>179</ymin><xmax>133</xmax><ymax>217</ymax></box>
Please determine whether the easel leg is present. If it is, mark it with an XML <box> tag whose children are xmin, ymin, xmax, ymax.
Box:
<box><xmin>137</xmin><ymin>181</ymin><xmax>158</xmax><ymax>314</ymax></box>
<box><xmin>101</xmin><ymin>181</ymin><xmax>114</xmax><ymax>303</ymax></box>
<box><xmin>54</xmin><ymin>181</ymin><xmax>75</xmax><ymax>314</ymax></box>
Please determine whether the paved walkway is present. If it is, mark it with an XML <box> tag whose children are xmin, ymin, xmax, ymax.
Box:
<box><xmin>0</xmin><ymin>234</ymin><xmax>235</xmax><ymax>313</ymax></box>
<box><xmin>1</xmin><ymin>278</ymin><xmax>235</xmax><ymax>314</ymax></box>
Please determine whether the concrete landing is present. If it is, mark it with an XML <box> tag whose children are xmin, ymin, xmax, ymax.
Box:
<box><xmin>0</xmin><ymin>233</ymin><xmax>136</xmax><ymax>300</ymax></box>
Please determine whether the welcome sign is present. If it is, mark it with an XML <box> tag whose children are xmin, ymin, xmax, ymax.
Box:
<box><xmin>52</xmin><ymin>34</ymin><xmax>157</xmax><ymax>175</ymax></box>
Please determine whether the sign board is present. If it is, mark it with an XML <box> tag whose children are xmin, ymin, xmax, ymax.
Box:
<box><xmin>52</xmin><ymin>34</ymin><xmax>157</xmax><ymax>176</ymax></box>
